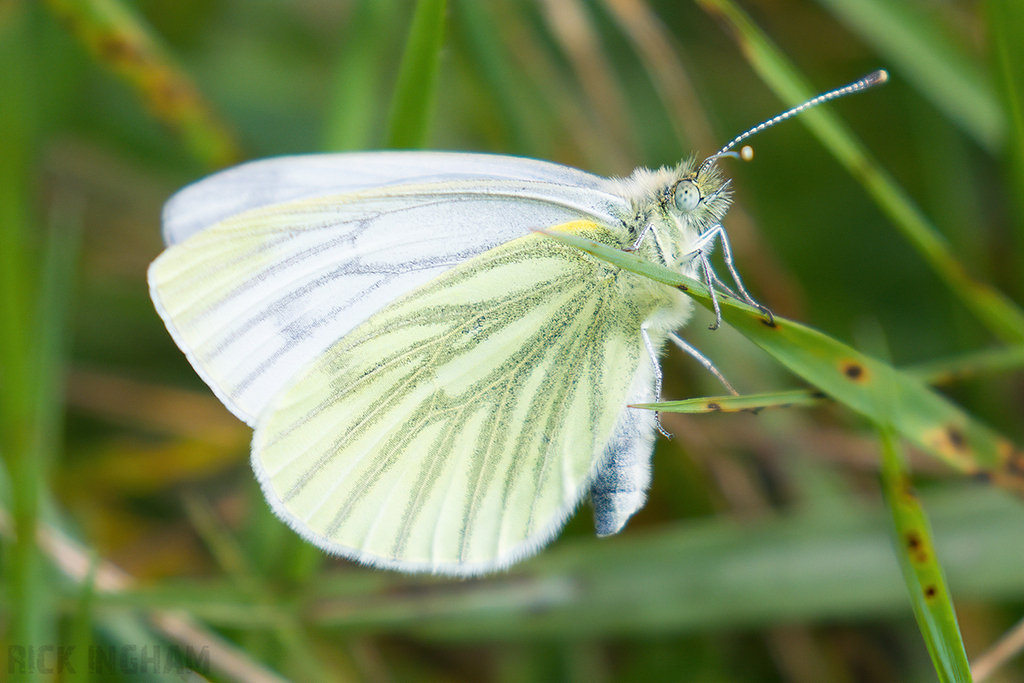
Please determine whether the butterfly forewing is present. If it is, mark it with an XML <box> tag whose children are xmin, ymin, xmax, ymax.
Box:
<box><xmin>251</xmin><ymin>224</ymin><xmax>664</xmax><ymax>574</ymax></box>
<box><xmin>161</xmin><ymin>151</ymin><xmax>619</xmax><ymax>244</ymax></box>
<box><xmin>149</xmin><ymin>166</ymin><xmax>628</xmax><ymax>426</ymax></box>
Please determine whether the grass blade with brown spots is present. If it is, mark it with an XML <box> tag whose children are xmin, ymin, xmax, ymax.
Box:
<box><xmin>878</xmin><ymin>426</ymin><xmax>972</xmax><ymax>683</ymax></box>
<box><xmin>633</xmin><ymin>389</ymin><xmax>823</xmax><ymax>413</ymax></box>
<box><xmin>539</xmin><ymin>228</ymin><xmax>1024</xmax><ymax>493</ymax></box>
<box><xmin>43</xmin><ymin>0</ymin><xmax>241</xmax><ymax>168</ymax></box>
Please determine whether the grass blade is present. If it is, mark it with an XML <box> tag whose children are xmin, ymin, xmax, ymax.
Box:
<box><xmin>987</xmin><ymin>0</ymin><xmax>1024</xmax><ymax>301</ymax></box>
<box><xmin>385</xmin><ymin>0</ymin><xmax>446</xmax><ymax>149</ymax></box>
<box><xmin>878</xmin><ymin>427</ymin><xmax>972</xmax><ymax>682</ymax></box>
<box><xmin>43</xmin><ymin>0</ymin><xmax>241</xmax><ymax>168</ymax></box>
<box><xmin>815</xmin><ymin>0</ymin><xmax>1003</xmax><ymax>153</ymax></box>
<box><xmin>539</xmin><ymin>228</ymin><xmax>1024</xmax><ymax>492</ymax></box>
<box><xmin>697</xmin><ymin>0</ymin><xmax>1024</xmax><ymax>344</ymax></box>
<box><xmin>634</xmin><ymin>389</ymin><xmax>822</xmax><ymax>413</ymax></box>
<box><xmin>323</xmin><ymin>0</ymin><xmax>401</xmax><ymax>151</ymax></box>
<box><xmin>0</xmin><ymin>1</ymin><xmax>54</xmax><ymax>663</ymax></box>
<box><xmin>642</xmin><ymin>345</ymin><xmax>1024</xmax><ymax>412</ymax></box>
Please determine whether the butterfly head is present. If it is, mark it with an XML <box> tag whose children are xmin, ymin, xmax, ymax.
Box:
<box><xmin>666</xmin><ymin>159</ymin><xmax>731</xmax><ymax>234</ymax></box>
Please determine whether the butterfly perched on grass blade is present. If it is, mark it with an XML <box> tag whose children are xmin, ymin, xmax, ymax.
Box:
<box><xmin>149</xmin><ymin>72</ymin><xmax>886</xmax><ymax>575</ymax></box>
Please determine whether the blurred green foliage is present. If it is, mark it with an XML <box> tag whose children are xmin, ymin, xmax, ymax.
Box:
<box><xmin>1</xmin><ymin>0</ymin><xmax>1022</xmax><ymax>681</ymax></box>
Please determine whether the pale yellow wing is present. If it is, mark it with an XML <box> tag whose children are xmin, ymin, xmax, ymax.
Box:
<box><xmin>251</xmin><ymin>223</ymin><xmax>666</xmax><ymax>575</ymax></box>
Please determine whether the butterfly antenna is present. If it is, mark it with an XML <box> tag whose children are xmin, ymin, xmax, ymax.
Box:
<box><xmin>698</xmin><ymin>70</ymin><xmax>888</xmax><ymax>174</ymax></box>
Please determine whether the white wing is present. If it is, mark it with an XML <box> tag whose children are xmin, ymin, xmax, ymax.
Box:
<box><xmin>161</xmin><ymin>151</ymin><xmax>617</xmax><ymax>244</ymax></box>
<box><xmin>149</xmin><ymin>152</ymin><xmax>630</xmax><ymax>426</ymax></box>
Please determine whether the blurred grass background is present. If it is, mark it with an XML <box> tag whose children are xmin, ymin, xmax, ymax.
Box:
<box><xmin>1</xmin><ymin>0</ymin><xmax>1023</xmax><ymax>681</ymax></box>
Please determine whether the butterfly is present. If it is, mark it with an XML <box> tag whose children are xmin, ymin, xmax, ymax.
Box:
<box><xmin>149</xmin><ymin>71</ymin><xmax>886</xmax><ymax>575</ymax></box>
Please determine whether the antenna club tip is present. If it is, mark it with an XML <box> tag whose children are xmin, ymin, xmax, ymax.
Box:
<box><xmin>740</xmin><ymin>145</ymin><xmax>754</xmax><ymax>161</ymax></box>
<box><xmin>867</xmin><ymin>69</ymin><xmax>889</xmax><ymax>85</ymax></box>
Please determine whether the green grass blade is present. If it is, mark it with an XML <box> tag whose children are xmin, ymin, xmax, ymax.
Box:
<box><xmin>0</xmin><ymin>2</ymin><xmax>53</xmax><ymax>666</ymax></box>
<box><xmin>298</xmin><ymin>486</ymin><xmax>1024</xmax><ymax>636</ymax></box>
<box><xmin>634</xmin><ymin>389</ymin><xmax>822</xmax><ymax>413</ymax></box>
<box><xmin>863</xmin><ymin>329</ymin><xmax>972</xmax><ymax>682</ymax></box>
<box><xmin>323</xmin><ymin>0</ymin><xmax>401</xmax><ymax>151</ymax></box>
<box><xmin>815</xmin><ymin>0</ymin><xmax>1003</xmax><ymax>153</ymax></box>
<box><xmin>385</xmin><ymin>0</ymin><xmax>446</xmax><ymax>149</ymax></box>
<box><xmin>987</xmin><ymin>0</ymin><xmax>1024</xmax><ymax>301</ymax></box>
<box><xmin>454</xmin><ymin>0</ymin><xmax>541</xmax><ymax>155</ymax></box>
<box><xmin>43</xmin><ymin>0</ymin><xmax>241</xmax><ymax>168</ymax></box>
<box><xmin>67</xmin><ymin>555</ymin><xmax>99</xmax><ymax>683</ymax></box>
<box><xmin>697</xmin><ymin>0</ymin><xmax>1024</xmax><ymax>345</ymax></box>
<box><xmin>640</xmin><ymin>345</ymin><xmax>1024</xmax><ymax>413</ymax></box>
<box><xmin>904</xmin><ymin>345</ymin><xmax>1024</xmax><ymax>385</ymax></box>
<box><xmin>539</xmin><ymin>229</ymin><xmax>1024</xmax><ymax>492</ymax></box>
<box><xmin>878</xmin><ymin>428</ymin><xmax>973</xmax><ymax>683</ymax></box>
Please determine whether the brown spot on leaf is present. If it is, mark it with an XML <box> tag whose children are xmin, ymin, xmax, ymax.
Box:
<box><xmin>922</xmin><ymin>424</ymin><xmax>977</xmax><ymax>470</ymax></box>
<box><xmin>924</xmin><ymin>585</ymin><xmax>937</xmax><ymax>599</ymax></box>
<box><xmin>706</xmin><ymin>402</ymin><xmax>721</xmax><ymax>411</ymax></box>
<box><xmin>905</xmin><ymin>531</ymin><xmax>928</xmax><ymax>564</ymax></box>
<box><xmin>989</xmin><ymin>444</ymin><xmax>1024</xmax><ymax>495</ymax></box>
<box><xmin>1005</xmin><ymin>448</ymin><xmax>1024</xmax><ymax>477</ymax></box>
<box><xmin>945</xmin><ymin>427</ymin><xmax>966</xmax><ymax>451</ymax></box>
<box><xmin>997</xmin><ymin>439</ymin><xmax>1014</xmax><ymax>461</ymax></box>
<box><xmin>98</xmin><ymin>34</ymin><xmax>143</xmax><ymax>65</ymax></box>
<box><xmin>150</xmin><ymin>73</ymin><xmax>199</xmax><ymax>115</ymax></box>
<box><xmin>839</xmin><ymin>359</ymin><xmax>867</xmax><ymax>381</ymax></box>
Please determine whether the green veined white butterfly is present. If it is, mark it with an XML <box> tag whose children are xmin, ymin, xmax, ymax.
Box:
<box><xmin>149</xmin><ymin>71</ymin><xmax>887</xmax><ymax>575</ymax></box>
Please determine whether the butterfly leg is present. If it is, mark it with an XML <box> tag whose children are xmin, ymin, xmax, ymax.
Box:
<box><xmin>669</xmin><ymin>332</ymin><xmax>739</xmax><ymax>395</ymax></box>
<box><xmin>686</xmin><ymin>225</ymin><xmax>774</xmax><ymax>328</ymax></box>
<box><xmin>642</xmin><ymin>323</ymin><xmax>672</xmax><ymax>438</ymax></box>
<box><xmin>693</xmin><ymin>248</ymin><xmax>724</xmax><ymax>330</ymax></box>
<box><xmin>625</xmin><ymin>222</ymin><xmax>655</xmax><ymax>252</ymax></box>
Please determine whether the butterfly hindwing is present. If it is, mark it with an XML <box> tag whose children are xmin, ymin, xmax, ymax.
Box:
<box><xmin>251</xmin><ymin>223</ymin><xmax>666</xmax><ymax>574</ymax></box>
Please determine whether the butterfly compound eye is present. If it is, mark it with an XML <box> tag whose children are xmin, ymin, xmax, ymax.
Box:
<box><xmin>674</xmin><ymin>180</ymin><xmax>700</xmax><ymax>212</ymax></box>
